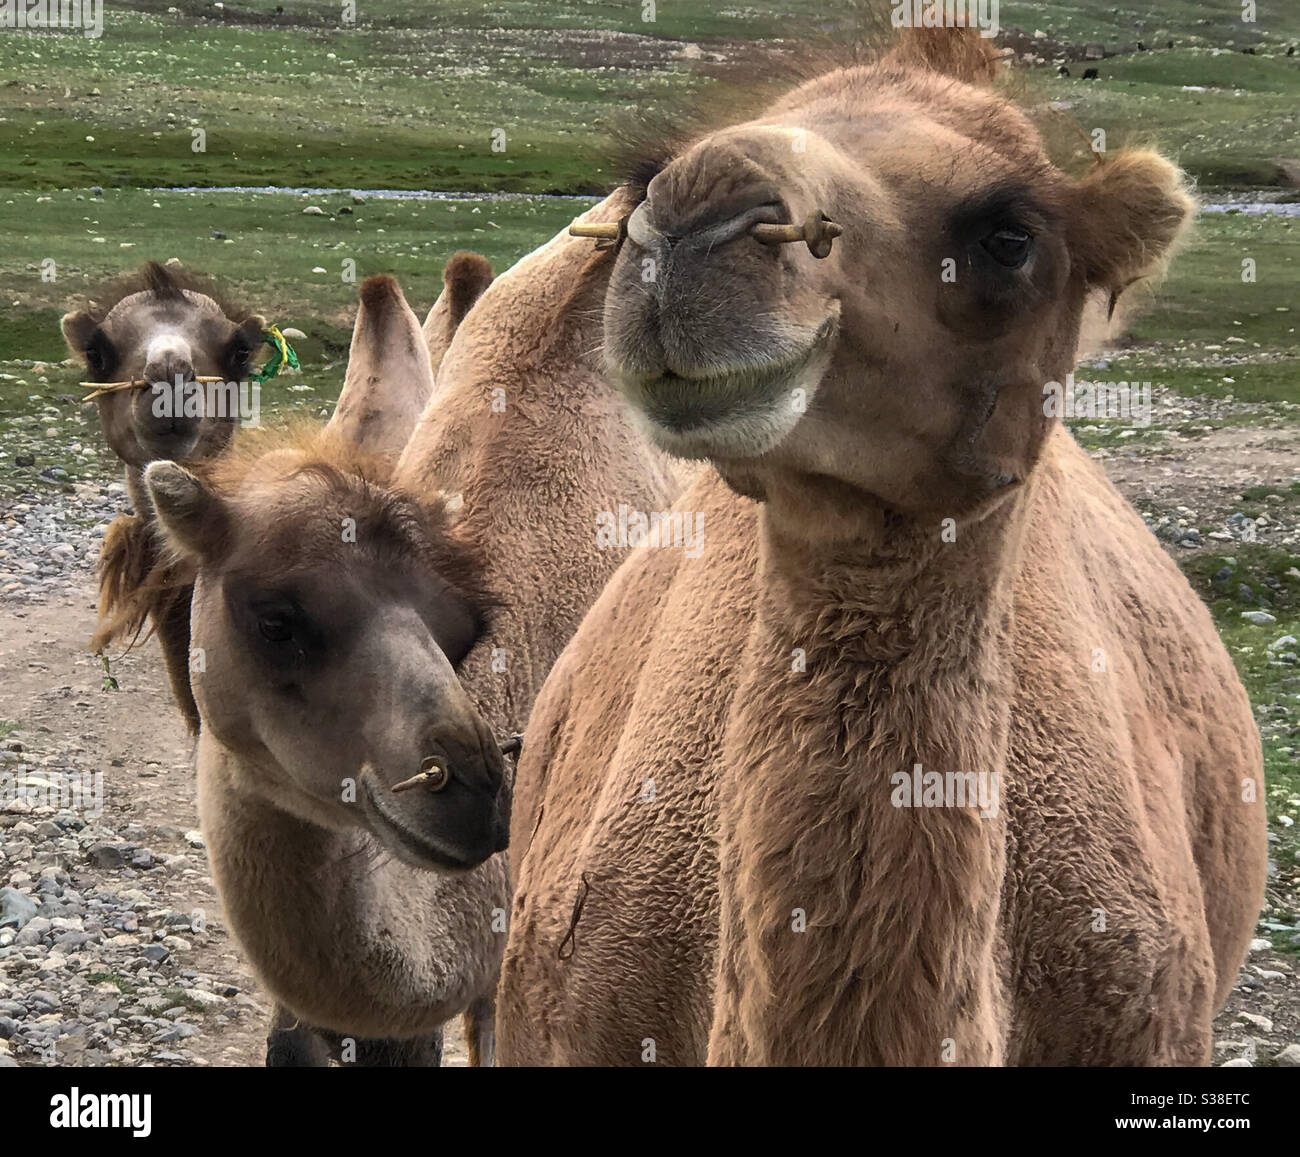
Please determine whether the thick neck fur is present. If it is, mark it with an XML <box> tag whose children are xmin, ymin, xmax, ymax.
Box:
<box><xmin>196</xmin><ymin>735</ymin><xmax>501</xmax><ymax>1038</ymax></box>
<box><xmin>709</xmin><ymin>477</ymin><xmax>1037</xmax><ymax>1065</ymax></box>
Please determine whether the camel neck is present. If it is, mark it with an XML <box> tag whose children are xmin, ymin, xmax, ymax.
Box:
<box><xmin>196</xmin><ymin>737</ymin><xmax>488</xmax><ymax>1033</ymax></box>
<box><xmin>709</xmin><ymin>484</ymin><xmax>1031</xmax><ymax>1064</ymax></box>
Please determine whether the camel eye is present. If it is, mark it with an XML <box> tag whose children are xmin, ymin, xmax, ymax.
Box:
<box><xmin>982</xmin><ymin>227</ymin><xmax>1032</xmax><ymax>268</ymax></box>
<box><xmin>258</xmin><ymin>615</ymin><xmax>293</xmax><ymax>643</ymax></box>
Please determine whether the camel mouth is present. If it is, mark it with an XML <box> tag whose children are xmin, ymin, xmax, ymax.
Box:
<box><xmin>358</xmin><ymin>775</ymin><xmax>489</xmax><ymax>874</ymax></box>
<box><xmin>615</xmin><ymin>315</ymin><xmax>838</xmax><ymax>460</ymax></box>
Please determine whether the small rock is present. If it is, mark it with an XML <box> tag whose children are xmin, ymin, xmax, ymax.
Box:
<box><xmin>13</xmin><ymin>916</ymin><xmax>51</xmax><ymax>946</ymax></box>
<box><xmin>302</xmin><ymin>205</ymin><xmax>326</xmax><ymax>216</ymax></box>
<box><xmin>0</xmin><ymin>887</ymin><xmax>38</xmax><ymax>930</ymax></box>
<box><xmin>1248</xmin><ymin>937</ymin><xmax>1271</xmax><ymax>952</ymax></box>
<box><xmin>85</xmin><ymin>842</ymin><xmax>130</xmax><ymax>868</ymax></box>
<box><xmin>1242</xmin><ymin>611</ymin><xmax>1277</xmax><ymax>625</ymax></box>
<box><xmin>1238</xmin><ymin>1012</ymin><xmax>1273</xmax><ymax>1034</ymax></box>
<box><xmin>1274</xmin><ymin>1044</ymin><xmax>1300</xmax><ymax>1067</ymax></box>
<box><xmin>141</xmin><ymin>944</ymin><xmax>169</xmax><ymax>965</ymax></box>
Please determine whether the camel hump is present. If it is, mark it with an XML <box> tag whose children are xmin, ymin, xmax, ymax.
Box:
<box><xmin>888</xmin><ymin>26</ymin><xmax>1001</xmax><ymax>85</ymax></box>
<box><xmin>443</xmin><ymin>251</ymin><xmax>495</xmax><ymax>328</ymax></box>
<box><xmin>422</xmin><ymin>251</ymin><xmax>495</xmax><ymax>383</ymax></box>
<box><xmin>357</xmin><ymin>272</ymin><xmax>407</xmax><ymax>315</ymax></box>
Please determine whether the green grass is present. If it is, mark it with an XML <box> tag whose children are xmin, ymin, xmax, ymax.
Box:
<box><xmin>1</xmin><ymin>4</ymin><xmax>1299</xmax><ymax>194</ymax></box>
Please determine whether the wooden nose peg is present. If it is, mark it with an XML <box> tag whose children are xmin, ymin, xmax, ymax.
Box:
<box><xmin>569</xmin><ymin>208</ymin><xmax>842</xmax><ymax>258</ymax></box>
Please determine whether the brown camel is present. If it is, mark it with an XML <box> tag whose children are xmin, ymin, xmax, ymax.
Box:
<box><xmin>499</xmin><ymin>27</ymin><xmax>1268</xmax><ymax>1066</ymax></box>
<box><xmin>76</xmin><ymin>257</ymin><xmax>495</xmax><ymax>735</ymax></box>
<box><xmin>63</xmin><ymin>261</ymin><xmax>267</xmax><ymax>731</ymax></box>
<box><xmin>144</xmin><ymin>210</ymin><xmax>686</xmax><ymax>1064</ymax></box>
<box><xmin>143</xmin><ymin>274</ymin><xmax>511</xmax><ymax>1066</ymax></box>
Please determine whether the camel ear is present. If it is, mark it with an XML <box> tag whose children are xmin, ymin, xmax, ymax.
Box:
<box><xmin>145</xmin><ymin>461</ymin><xmax>227</xmax><ymax>561</ymax></box>
<box><xmin>61</xmin><ymin>311</ymin><xmax>98</xmax><ymax>358</ymax></box>
<box><xmin>1069</xmin><ymin>150</ymin><xmax>1194</xmax><ymax>301</ymax></box>
<box><xmin>328</xmin><ymin>274</ymin><xmax>435</xmax><ymax>459</ymax></box>
<box><xmin>887</xmin><ymin>26</ymin><xmax>1000</xmax><ymax>85</ymax></box>
<box><xmin>423</xmin><ymin>251</ymin><xmax>494</xmax><ymax>378</ymax></box>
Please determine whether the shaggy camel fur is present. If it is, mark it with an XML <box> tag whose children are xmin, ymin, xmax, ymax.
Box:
<box><xmin>499</xmin><ymin>27</ymin><xmax>1268</xmax><ymax>1066</ymax></box>
<box><xmin>63</xmin><ymin>262</ymin><xmax>266</xmax><ymax>732</ymax></box>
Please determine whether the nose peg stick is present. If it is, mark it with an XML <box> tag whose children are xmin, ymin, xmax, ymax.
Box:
<box><xmin>750</xmin><ymin>210</ymin><xmax>842</xmax><ymax>259</ymax></box>
<box><xmin>568</xmin><ymin>216</ymin><xmax>628</xmax><ymax>251</ymax></box>
<box><xmin>568</xmin><ymin>208</ymin><xmax>841</xmax><ymax>258</ymax></box>
<box><xmin>391</xmin><ymin>754</ymin><xmax>450</xmax><ymax>794</ymax></box>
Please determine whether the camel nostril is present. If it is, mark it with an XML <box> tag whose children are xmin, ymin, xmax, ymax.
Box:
<box><xmin>628</xmin><ymin>197</ymin><xmax>788</xmax><ymax>254</ymax></box>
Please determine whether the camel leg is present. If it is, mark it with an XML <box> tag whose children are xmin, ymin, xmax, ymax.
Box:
<box><xmin>155</xmin><ymin>593</ymin><xmax>201</xmax><ymax>735</ymax></box>
<box><xmin>344</xmin><ymin>1031</ymin><xmax>444</xmax><ymax>1067</ymax></box>
<box><xmin>265</xmin><ymin>1004</ymin><xmax>331</xmax><ymax>1067</ymax></box>
<box><xmin>464</xmin><ymin>995</ymin><xmax>495</xmax><ymax>1067</ymax></box>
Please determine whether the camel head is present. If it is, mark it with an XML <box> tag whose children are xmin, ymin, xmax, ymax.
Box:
<box><xmin>602</xmin><ymin>28</ymin><xmax>1193</xmax><ymax>530</ymax></box>
<box><xmin>143</xmin><ymin>435</ymin><xmax>510</xmax><ymax>873</ymax></box>
<box><xmin>62</xmin><ymin>261</ymin><xmax>266</xmax><ymax>469</ymax></box>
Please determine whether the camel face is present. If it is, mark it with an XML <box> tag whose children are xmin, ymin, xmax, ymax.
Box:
<box><xmin>603</xmin><ymin>66</ymin><xmax>1189</xmax><ymax>524</ymax></box>
<box><xmin>146</xmin><ymin>452</ymin><xmax>511</xmax><ymax>873</ymax></box>
<box><xmin>62</xmin><ymin>263</ymin><xmax>264</xmax><ymax>468</ymax></box>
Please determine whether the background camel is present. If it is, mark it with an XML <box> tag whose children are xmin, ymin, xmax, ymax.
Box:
<box><xmin>499</xmin><ymin>27</ymin><xmax>1268</xmax><ymax>1066</ymax></box>
<box><xmin>75</xmin><ymin>256</ymin><xmax>495</xmax><ymax>735</ymax></box>
<box><xmin>62</xmin><ymin>261</ymin><xmax>267</xmax><ymax>731</ymax></box>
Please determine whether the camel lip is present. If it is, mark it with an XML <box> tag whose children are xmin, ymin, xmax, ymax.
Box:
<box><xmin>614</xmin><ymin>315</ymin><xmax>838</xmax><ymax>458</ymax></box>
<box><xmin>358</xmin><ymin>775</ymin><xmax>483</xmax><ymax>873</ymax></box>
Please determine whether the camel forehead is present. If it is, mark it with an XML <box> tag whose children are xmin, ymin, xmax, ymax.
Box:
<box><xmin>714</xmin><ymin>66</ymin><xmax>1051</xmax><ymax>179</ymax></box>
<box><xmin>101</xmin><ymin>288</ymin><xmax>229</xmax><ymax>333</ymax></box>
<box><xmin>226</xmin><ymin>471</ymin><xmax>424</xmax><ymax>568</ymax></box>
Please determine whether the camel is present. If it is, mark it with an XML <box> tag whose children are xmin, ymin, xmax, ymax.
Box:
<box><xmin>498</xmin><ymin>26</ymin><xmax>1268</xmax><ymax>1066</ymax></box>
<box><xmin>143</xmin><ymin>274</ymin><xmax>510</xmax><ymax>1066</ymax></box>
<box><xmin>63</xmin><ymin>261</ymin><xmax>268</xmax><ymax>731</ymax></box>
<box><xmin>144</xmin><ymin>208</ymin><xmax>687</xmax><ymax>1063</ymax></box>
<box><xmin>71</xmin><ymin>257</ymin><xmax>495</xmax><ymax>735</ymax></box>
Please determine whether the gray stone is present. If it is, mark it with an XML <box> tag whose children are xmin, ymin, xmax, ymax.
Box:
<box><xmin>85</xmin><ymin>842</ymin><xmax>129</xmax><ymax>869</ymax></box>
<box><xmin>13</xmin><ymin>915</ymin><xmax>51</xmax><ymax>945</ymax></box>
<box><xmin>0</xmin><ymin>887</ymin><xmax>38</xmax><ymax>930</ymax></box>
